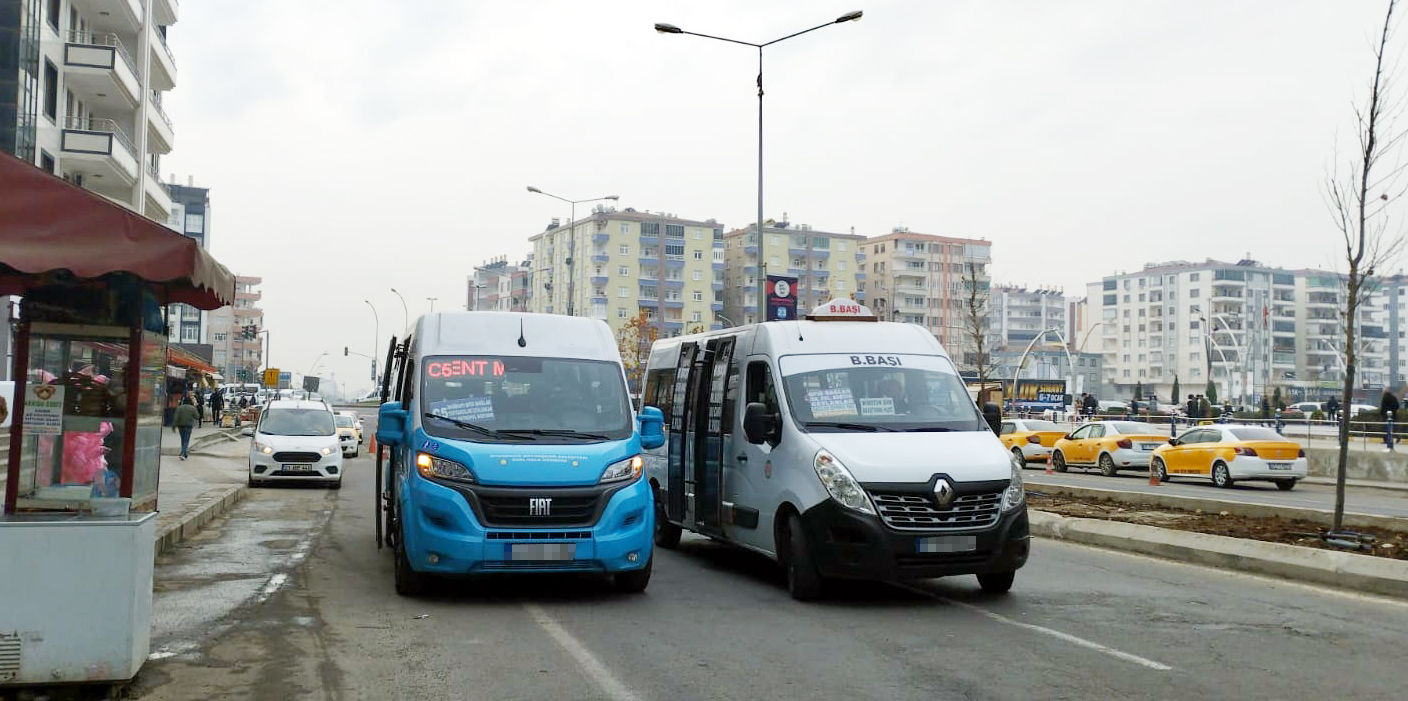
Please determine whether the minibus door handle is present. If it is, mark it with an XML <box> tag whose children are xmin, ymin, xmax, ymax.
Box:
<box><xmin>735</xmin><ymin>454</ymin><xmax>748</xmax><ymax>463</ymax></box>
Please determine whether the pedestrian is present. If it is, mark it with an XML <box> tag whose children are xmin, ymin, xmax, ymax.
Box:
<box><xmin>1186</xmin><ymin>394</ymin><xmax>1198</xmax><ymax>420</ymax></box>
<box><xmin>1384</xmin><ymin>386</ymin><xmax>1403</xmax><ymax>452</ymax></box>
<box><xmin>211</xmin><ymin>389</ymin><xmax>224</xmax><ymax>425</ymax></box>
<box><xmin>1198</xmin><ymin>395</ymin><xmax>1212</xmax><ymax>420</ymax></box>
<box><xmin>195</xmin><ymin>389</ymin><xmax>205</xmax><ymax>428</ymax></box>
<box><xmin>1261</xmin><ymin>396</ymin><xmax>1271</xmax><ymax>420</ymax></box>
<box><xmin>173</xmin><ymin>395</ymin><xmax>199</xmax><ymax>460</ymax></box>
<box><xmin>1324</xmin><ymin>395</ymin><xmax>1341</xmax><ymax>426</ymax></box>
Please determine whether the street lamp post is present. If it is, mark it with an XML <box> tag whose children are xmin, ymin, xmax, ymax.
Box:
<box><xmin>389</xmin><ymin>288</ymin><xmax>408</xmax><ymax>336</ymax></box>
<box><xmin>469</xmin><ymin>284</ymin><xmax>487</xmax><ymax>311</ymax></box>
<box><xmin>654</xmin><ymin>11</ymin><xmax>863</xmax><ymax>289</ymax></box>
<box><xmin>1012</xmin><ymin>328</ymin><xmax>1079</xmax><ymax>413</ymax></box>
<box><xmin>308</xmin><ymin>351</ymin><xmax>329</xmax><ymax>377</ymax></box>
<box><xmin>363</xmin><ymin>300</ymin><xmax>379</xmax><ymax>384</ymax></box>
<box><xmin>526</xmin><ymin>187</ymin><xmax>619</xmax><ymax>317</ymax></box>
<box><xmin>427</xmin><ymin>297</ymin><xmax>438</xmax><ymax>314</ymax></box>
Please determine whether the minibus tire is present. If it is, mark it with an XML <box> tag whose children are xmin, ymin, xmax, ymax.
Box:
<box><xmin>653</xmin><ymin>486</ymin><xmax>682</xmax><ymax>549</ymax></box>
<box><xmin>784</xmin><ymin>513</ymin><xmax>825</xmax><ymax>601</ymax></box>
<box><xmin>394</xmin><ymin>526</ymin><xmax>429</xmax><ymax>597</ymax></box>
<box><xmin>613</xmin><ymin>556</ymin><xmax>652</xmax><ymax>593</ymax></box>
<box><xmin>977</xmin><ymin>571</ymin><xmax>1015</xmax><ymax>594</ymax></box>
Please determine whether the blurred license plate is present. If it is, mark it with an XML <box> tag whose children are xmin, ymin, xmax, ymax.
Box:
<box><xmin>1267</xmin><ymin>462</ymin><xmax>1292</xmax><ymax>470</ymax></box>
<box><xmin>916</xmin><ymin>536</ymin><xmax>976</xmax><ymax>553</ymax></box>
<box><xmin>1139</xmin><ymin>443</ymin><xmax>1160</xmax><ymax>451</ymax></box>
<box><xmin>282</xmin><ymin>464</ymin><xmax>313</xmax><ymax>471</ymax></box>
<box><xmin>508</xmin><ymin>543</ymin><xmax>575</xmax><ymax>561</ymax></box>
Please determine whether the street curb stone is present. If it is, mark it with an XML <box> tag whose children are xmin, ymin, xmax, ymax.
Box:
<box><xmin>160</xmin><ymin>427</ymin><xmax>244</xmax><ymax>457</ymax></box>
<box><xmin>153</xmin><ymin>484</ymin><xmax>247</xmax><ymax>557</ymax></box>
<box><xmin>1029</xmin><ymin>509</ymin><xmax>1408</xmax><ymax>600</ymax></box>
<box><xmin>1025</xmin><ymin>479</ymin><xmax>1408</xmax><ymax>533</ymax></box>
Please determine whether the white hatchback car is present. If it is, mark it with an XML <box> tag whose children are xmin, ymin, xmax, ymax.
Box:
<box><xmin>248</xmin><ymin>399</ymin><xmax>344</xmax><ymax>488</ymax></box>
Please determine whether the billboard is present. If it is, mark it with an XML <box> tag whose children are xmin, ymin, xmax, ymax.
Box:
<box><xmin>766</xmin><ymin>275</ymin><xmax>798</xmax><ymax>321</ymax></box>
<box><xmin>1001</xmin><ymin>379</ymin><xmax>1068</xmax><ymax>410</ymax></box>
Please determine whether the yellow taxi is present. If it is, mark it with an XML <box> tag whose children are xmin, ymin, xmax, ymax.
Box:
<box><xmin>1051</xmin><ymin>420</ymin><xmax>1170</xmax><ymax>476</ymax></box>
<box><xmin>1151</xmin><ymin>425</ymin><xmax>1306</xmax><ymax>490</ymax></box>
<box><xmin>998</xmin><ymin>418</ymin><xmax>1068</xmax><ymax>467</ymax></box>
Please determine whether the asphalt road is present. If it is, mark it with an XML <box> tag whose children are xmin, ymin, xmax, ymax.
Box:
<box><xmin>1025</xmin><ymin>465</ymin><xmax>1408</xmax><ymax>519</ymax></box>
<box><xmin>131</xmin><ymin>413</ymin><xmax>1408</xmax><ymax>700</ymax></box>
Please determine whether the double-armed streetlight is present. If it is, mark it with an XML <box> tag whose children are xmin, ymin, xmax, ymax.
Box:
<box><xmin>654</xmin><ymin>11</ymin><xmax>862</xmax><ymax>288</ymax></box>
<box><xmin>526</xmin><ymin>187</ymin><xmax>619</xmax><ymax>316</ymax></box>
<box><xmin>1012</xmin><ymin>327</ymin><xmax>1080</xmax><ymax>408</ymax></box>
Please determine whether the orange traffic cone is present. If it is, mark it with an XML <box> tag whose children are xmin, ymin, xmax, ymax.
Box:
<box><xmin>1044</xmin><ymin>459</ymin><xmax>1054</xmax><ymax>476</ymax></box>
<box><xmin>1149</xmin><ymin>465</ymin><xmax>1161</xmax><ymax>486</ymax></box>
<box><xmin>369</xmin><ymin>433</ymin><xmax>377</xmax><ymax>454</ymax></box>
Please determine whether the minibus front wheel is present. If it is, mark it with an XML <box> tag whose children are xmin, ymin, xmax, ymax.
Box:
<box><xmin>783</xmin><ymin>512</ymin><xmax>825</xmax><ymax>601</ymax></box>
<box><xmin>653</xmin><ymin>484</ymin><xmax>682</xmax><ymax>549</ymax></box>
<box><xmin>613</xmin><ymin>556</ymin><xmax>653</xmax><ymax>593</ymax></box>
<box><xmin>394</xmin><ymin>523</ymin><xmax>429</xmax><ymax>597</ymax></box>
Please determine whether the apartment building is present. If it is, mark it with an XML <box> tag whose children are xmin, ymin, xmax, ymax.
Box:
<box><xmin>2</xmin><ymin>0</ymin><xmax>179</xmax><ymax>220</ymax></box>
<box><xmin>991</xmin><ymin>285</ymin><xmax>1067</xmax><ymax>351</ymax></box>
<box><xmin>468</xmin><ymin>257</ymin><xmax>530</xmax><ymax>312</ymax></box>
<box><xmin>721</xmin><ymin>221</ymin><xmax>868</xmax><ymax>325</ymax></box>
<box><xmin>528</xmin><ymin>207</ymin><xmax>724</xmax><ymax>337</ymax></box>
<box><xmin>206</xmin><ymin>276</ymin><xmax>264</xmax><ymax>383</ymax></box>
<box><xmin>165</xmin><ymin>180</ymin><xmax>208</xmax><ymax>344</ymax></box>
<box><xmin>861</xmin><ymin>230</ymin><xmax>994</xmax><ymax>366</ymax></box>
<box><xmin>1082</xmin><ymin>259</ymin><xmax>1392</xmax><ymax>405</ymax></box>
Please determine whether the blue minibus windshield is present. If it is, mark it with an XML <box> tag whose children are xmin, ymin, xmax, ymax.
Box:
<box><xmin>420</xmin><ymin>355</ymin><xmax>632</xmax><ymax>443</ymax></box>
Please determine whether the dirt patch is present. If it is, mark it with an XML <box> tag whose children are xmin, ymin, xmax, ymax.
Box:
<box><xmin>1028</xmin><ymin>493</ymin><xmax>1408</xmax><ymax>560</ymax></box>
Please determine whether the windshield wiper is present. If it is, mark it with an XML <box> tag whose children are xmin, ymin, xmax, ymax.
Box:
<box><xmin>804</xmin><ymin>422</ymin><xmax>900</xmax><ymax>433</ymax></box>
<box><xmin>902</xmin><ymin>426</ymin><xmax>956</xmax><ymax>432</ymax></box>
<box><xmin>424</xmin><ymin>413</ymin><xmax>528</xmax><ymax>440</ymax></box>
<box><xmin>497</xmin><ymin>428</ymin><xmax>611</xmax><ymax>440</ymax></box>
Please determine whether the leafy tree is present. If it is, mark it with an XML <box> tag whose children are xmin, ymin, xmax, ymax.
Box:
<box><xmin>1205</xmin><ymin>379</ymin><xmax>1218</xmax><ymax>405</ymax></box>
<box><xmin>616</xmin><ymin>310</ymin><xmax>659</xmax><ymax>395</ymax></box>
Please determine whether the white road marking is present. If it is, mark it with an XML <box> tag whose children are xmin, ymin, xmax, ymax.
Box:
<box><xmin>525</xmin><ymin>603</ymin><xmax>640</xmax><ymax>701</ymax></box>
<box><xmin>891</xmin><ymin>583</ymin><xmax>1173</xmax><ymax>671</ymax></box>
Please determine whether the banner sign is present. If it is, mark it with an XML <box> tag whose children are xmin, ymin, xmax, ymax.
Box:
<box><xmin>1000</xmin><ymin>379</ymin><xmax>1068</xmax><ymax>410</ymax></box>
<box><xmin>766</xmin><ymin>275</ymin><xmax>798</xmax><ymax>321</ymax></box>
<box><xmin>22</xmin><ymin>385</ymin><xmax>64</xmax><ymax>435</ymax></box>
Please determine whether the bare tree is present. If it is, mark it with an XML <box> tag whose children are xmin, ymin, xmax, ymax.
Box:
<box><xmin>1325</xmin><ymin>0</ymin><xmax>1408</xmax><ymax>532</ymax></box>
<box><xmin>960</xmin><ymin>259</ymin><xmax>1000</xmax><ymax>388</ymax></box>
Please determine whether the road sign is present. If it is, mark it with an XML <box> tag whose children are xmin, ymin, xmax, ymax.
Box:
<box><xmin>263</xmin><ymin>368</ymin><xmax>280</xmax><ymax>387</ymax></box>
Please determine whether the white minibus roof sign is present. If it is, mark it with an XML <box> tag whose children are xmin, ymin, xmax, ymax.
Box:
<box><xmin>806</xmin><ymin>300</ymin><xmax>877</xmax><ymax>321</ymax></box>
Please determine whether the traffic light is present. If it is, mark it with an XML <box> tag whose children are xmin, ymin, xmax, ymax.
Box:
<box><xmin>344</xmin><ymin>346</ymin><xmax>348</xmax><ymax>356</ymax></box>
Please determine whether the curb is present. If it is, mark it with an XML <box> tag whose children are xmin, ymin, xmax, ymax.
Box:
<box><xmin>1299</xmin><ymin>476</ymin><xmax>1408</xmax><ymax>493</ymax></box>
<box><xmin>1030</xmin><ymin>509</ymin><xmax>1408</xmax><ymax>600</ymax></box>
<box><xmin>1025</xmin><ymin>480</ymin><xmax>1408</xmax><ymax>533</ymax></box>
<box><xmin>153</xmin><ymin>484</ymin><xmax>247</xmax><ymax>557</ymax></box>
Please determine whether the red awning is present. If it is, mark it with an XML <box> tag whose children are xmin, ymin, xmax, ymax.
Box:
<box><xmin>168</xmin><ymin>345</ymin><xmax>218</xmax><ymax>375</ymax></box>
<box><xmin>0</xmin><ymin>151</ymin><xmax>234</xmax><ymax>309</ymax></box>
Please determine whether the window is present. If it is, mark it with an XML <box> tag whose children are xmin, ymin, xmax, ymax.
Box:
<box><xmin>665</xmin><ymin>244</ymin><xmax>685</xmax><ymax>258</ymax></box>
<box><xmin>618</xmin><ymin>265</ymin><xmax>629</xmax><ymax>277</ymax></box>
<box><xmin>1123</xmin><ymin>295</ymin><xmax>1130</xmax><ymax>303</ymax></box>
<box><xmin>618</xmin><ymin>287</ymin><xmax>629</xmax><ymax>298</ymax></box>
<box><xmin>214</xmin><ymin>333</ymin><xmax>227</xmax><ymax>342</ymax></box>
<box><xmin>619</xmin><ymin>244</ymin><xmax>630</xmax><ymax>255</ymax></box>
<box><xmin>1189</xmin><ymin>288</ymin><xmax>1200</xmax><ymax>298</ymax></box>
<box><xmin>836</xmin><ymin>280</ymin><xmax>847</xmax><ymax>290</ymax></box>
<box><xmin>693</xmin><ymin>229</ymin><xmax>702</xmax><ymax>240</ymax></box>
<box><xmin>838</xmin><ymin>241</ymin><xmax>848</xmax><ymax>251</ymax></box>
<box><xmin>618</xmin><ymin>308</ymin><xmax>628</xmax><ymax>318</ymax></box>
<box><xmin>185</xmin><ymin>213</ymin><xmax>205</xmax><ymax>234</ymax></box>
<box><xmin>838</xmin><ymin>261</ymin><xmax>846</xmax><ymax>271</ymax></box>
<box><xmin>39</xmin><ymin>151</ymin><xmax>55</xmax><ymax>174</ymax></box>
<box><xmin>43</xmin><ymin>60</ymin><xmax>57</xmax><ymax>122</ymax></box>
<box><xmin>693</xmin><ymin>249</ymin><xmax>703</xmax><ymax>260</ymax></box>
<box><xmin>641</xmin><ymin>222</ymin><xmax>659</xmax><ymax>237</ymax></box>
<box><xmin>665</xmin><ymin>224</ymin><xmax>684</xmax><ymax>238</ymax></box>
<box><xmin>691</xmin><ymin>311</ymin><xmax>702</xmax><ymax>322</ymax></box>
<box><xmin>1189</xmin><ymin>273</ymin><xmax>1201</xmax><ymax>281</ymax></box>
<box><xmin>692</xmin><ymin>270</ymin><xmax>702</xmax><ymax>281</ymax></box>
<box><xmin>693</xmin><ymin>291</ymin><xmax>703</xmax><ymax>301</ymax></box>
<box><xmin>181</xmin><ymin>325</ymin><xmax>200</xmax><ymax>343</ymax></box>
<box><xmin>620</xmin><ymin>223</ymin><xmax>630</xmax><ymax>234</ymax></box>
<box><xmin>46</xmin><ymin>0</ymin><xmax>59</xmax><ymax>30</ymax></box>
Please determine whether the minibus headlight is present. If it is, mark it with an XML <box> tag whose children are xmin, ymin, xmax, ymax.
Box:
<box><xmin>1003</xmin><ymin>454</ymin><xmax>1025</xmax><ymax>511</ymax></box>
<box><xmin>600</xmin><ymin>455</ymin><xmax>643</xmax><ymax>484</ymax></box>
<box><xmin>813</xmin><ymin>450</ymin><xmax>875</xmax><ymax>515</ymax></box>
<box><xmin>417</xmin><ymin>452</ymin><xmax>476</xmax><ymax>483</ymax></box>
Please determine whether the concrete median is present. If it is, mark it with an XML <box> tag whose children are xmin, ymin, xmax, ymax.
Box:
<box><xmin>1026</xmin><ymin>479</ymin><xmax>1408</xmax><ymax>533</ymax></box>
<box><xmin>1029</xmin><ymin>509</ymin><xmax>1408</xmax><ymax>599</ymax></box>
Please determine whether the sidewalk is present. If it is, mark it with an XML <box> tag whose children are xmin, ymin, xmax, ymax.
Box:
<box><xmin>1300</xmin><ymin>475</ymin><xmax>1408</xmax><ymax>492</ymax></box>
<box><xmin>153</xmin><ymin>428</ymin><xmax>250</xmax><ymax>556</ymax></box>
<box><xmin>159</xmin><ymin>424</ymin><xmax>245</xmax><ymax>457</ymax></box>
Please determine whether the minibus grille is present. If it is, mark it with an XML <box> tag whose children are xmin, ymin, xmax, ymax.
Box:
<box><xmin>475</xmin><ymin>492</ymin><xmax>603</xmax><ymax>527</ymax></box>
<box><xmin>870</xmin><ymin>490</ymin><xmax>1002</xmax><ymax>531</ymax></box>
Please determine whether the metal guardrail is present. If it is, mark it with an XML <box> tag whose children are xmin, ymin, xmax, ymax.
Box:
<box><xmin>66</xmin><ymin>30</ymin><xmax>138</xmax><ymax>77</ymax></box>
<box><xmin>63</xmin><ymin>115</ymin><xmax>136</xmax><ymax>157</ymax></box>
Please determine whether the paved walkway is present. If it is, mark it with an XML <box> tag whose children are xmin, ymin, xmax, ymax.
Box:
<box><xmin>153</xmin><ymin>427</ymin><xmax>250</xmax><ymax>554</ymax></box>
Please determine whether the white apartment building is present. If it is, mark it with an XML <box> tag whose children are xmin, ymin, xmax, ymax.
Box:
<box><xmin>991</xmin><ymin>285</ymin><xmax>1067</xmax><ymax>351</ymax></box>
<box><xmin>722</xmin><ymin>221</ymin><xmax>868</xmax><ymax>325</ymax></box>
<box><xmin>468</xmin><ymin>257</ymin><xmax>529</xmax><ymax>312</ymax></box>
<box><xmin>528</xmin><ymin>207</ymin><xmax>725</xmax><ymax>338</ymax></box>
<box><xmin>861</xmin><ymin>230</ymin><xmax>994</xmax><ymax>368</ymax></box>
<box><xmin>1083</xmin><ymin>260</ymin><xmax>1391</xmax><ymax>405</ymax></box>
<box><xmin>206</xmin><ymin>275</ymin><xmax>264</xmax><ymax>383</ymax></box>
<box><xmin>3</xmin><ymin>0</ymin><xmax>179</xmax><ymax>221</ymax></box>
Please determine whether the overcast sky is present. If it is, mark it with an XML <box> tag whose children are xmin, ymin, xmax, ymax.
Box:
<box><xmin>162</xmin><ymin>1</ymin><xmax>1398</xmax><ymax>394</ymax></box>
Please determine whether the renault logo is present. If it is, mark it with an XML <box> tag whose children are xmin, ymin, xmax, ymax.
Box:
<box><xmin>933</xmin><ymin>478</ymin><xmax>956</xmax><ymax>509</ymax></box>
<box><xmin>529</xmin><ymin>497</ymin><xmax>552</xmax><ymax>516</ymax></box>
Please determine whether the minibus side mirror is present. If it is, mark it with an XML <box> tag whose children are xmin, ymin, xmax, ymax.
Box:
<box><xmin>377</xmin><ymin>401</ymin><xmax>408</xmax><ymax>447</ymax></box>
<box><xmin>638</xmin><ymin>405</ymin><xmax>665</xmax><ymax>450</ymax></box>
<box><xmin>982</xmin><ymin>402</ymin><xmax>1002</xmax><ymax>434</ymax></box>
<box><xmin>743</xmin><ymin>402</ymin><xmax>778</xmax><ymax>444</ymax></box>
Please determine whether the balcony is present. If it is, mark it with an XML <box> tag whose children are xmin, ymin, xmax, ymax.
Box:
<box><xmin>592</xmin><ymin>232</ymin><xmax>609</xmax><ymax>244</ymax></box>
<box><xmin>61</xmin><ymin>116</ymin><xmax>138</xmax><ymax>187</ymax></box>
<box><xmin>153</xmin><ymin>0</ymin><xmax>179</xmax><ymax>25</ymax></box>
<box><xmin>143</xmin><ymin>162</ymin><xmax>172</xmax><ymax>219</ymax></box>
<box><xmin>149</xmin><ymin>32</ymin><xmax>177</xmax><ymax>91</ymax></box>
<box><xmin>72</xmin><ymin>0</ymin><xmax>142</xmax><ymax>33</ymax></box>
<box><xmin>66</xmin><ymin>31</ymin><xmax>143</xmax><ymax>117</ymax></box>
<box><xmin>147</xmin><ymin>92</ymin><xmax>174</xmax><ymax>153</ymax></box>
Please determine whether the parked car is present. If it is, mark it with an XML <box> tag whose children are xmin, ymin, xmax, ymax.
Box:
<box><xmin>1151</xmin><ymin>425</ymin><xmax>1306</xmax><ymax>490</ymax></box>
<box><xmin>999</xmin><ymin>418</ymin><xmax>1068</xmax><ymax>466</ymax></box>
<box><xmin>334</xmin><ymin>413</ymin><xmax>360</xmax><ymax>458</ymax></box>
<box><xmin>1052</xmin><ymin>420</ymin><xmax>1170</xmax><ymax>476</ymax></box>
